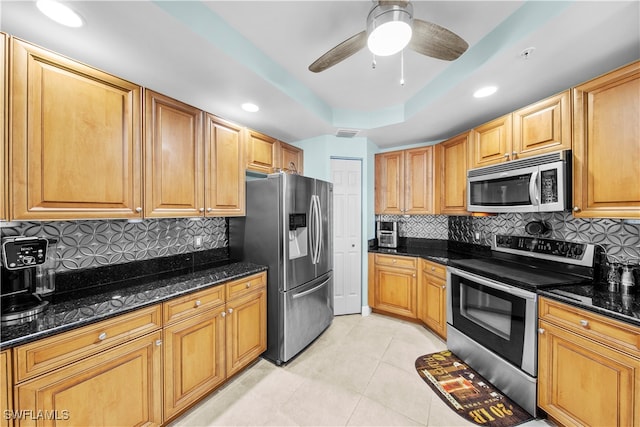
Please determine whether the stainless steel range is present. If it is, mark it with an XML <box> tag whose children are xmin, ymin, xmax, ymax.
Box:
<box><xmin>446</xmin><ymin>234</ymin><xmax>597</xmax><ymax>416</ymax></box>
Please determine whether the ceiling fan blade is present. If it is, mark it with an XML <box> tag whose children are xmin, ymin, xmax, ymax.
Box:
<box><xmin>378</xmin><ymin>1</ymin><xmax>409</xmax><ymax>6</ymax></box>
<box><xmin>308</xmin><ymin>31</ymin><xmax>367</xmax><ymax>73</ymax></box>
<box><xmin>409</xmin><ymin>19</ymin><xmax>468</xmax><ymax>61</ymax></box>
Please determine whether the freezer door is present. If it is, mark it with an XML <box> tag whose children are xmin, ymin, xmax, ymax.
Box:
<box><xmin>282</xmin><ymin>272</ymin><xmax>333</xmax><ymax>362</ymax></box>
<box><xmin>283</xmin><ymin>174</ymin><xmax>316</xmax><ymax>291</ymax></box>
<box><xmin>314</xmin><ymin>179</ymin><xmax>333</xmax><ymax>277</ymax></box>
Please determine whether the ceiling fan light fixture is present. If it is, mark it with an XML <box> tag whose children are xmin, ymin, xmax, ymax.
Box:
<box><xmin>366</xmin><ymin>3</ymin><xmax>413</xmax><ymax>57</ymax></box>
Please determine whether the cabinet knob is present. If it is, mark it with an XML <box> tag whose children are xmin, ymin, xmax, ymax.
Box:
<box><xmin>431</xmin><ymin>267</ymin><xmax>436</xmax><ymax>271</ymax></box>
<box><xmin>538</xmin><ymin>328</ymin><xmax>545</xmax><ymax>335</ymax></box>
<box><xmin>392</xmin><ymin>259</ymin><xmax>396</xmax><ymax>263</ymax></box>
<box><xmin>207</xmin><ymin>208</ymin><xmax>213</xmax><ymax>213</ymax></box>
<box><xmin>194</xmin><ymin>300</ymin><xmax>201</xmax><ymax>308</ymax></box>
<box><xmin>412</xmin><ymin>274</ymin><xmax>416</xmax><ymax>278</ymax></box>
<box><xmin>573</xmin><ymin>206</ymin><xmax>581</xmax><ymax>212</ymax></box>
<box><xmin>98</xmin><ymin>332</ymin><xmax>107</xmax><ymax>341</ymax></box>
<box><xmin>246</xmin><ymin>283</ymin><xmax>251</xmax><ymax>289</ymax></box>
<box><xmin>228</xmin><ymin>308</ymin><xmax>233</xmax><ymax>314</ymax></box>
<box><xmin>512</xmin><ymin>151</ymin><xmax>517</xmax><ymax>158</ymax></box>
<box><xmin>579</xmin><ymin>319</ymin><xmax>589</xmax><ymax>328</ymax></box>
<box><xmin>199</xmin><ymin>208</ymin><xmax>205</xmax><ymax>213</ymax></box>
<box><xmin>135</xmin><ymin>207</ymin><xmax>142</xmax><ymax>213</ymax></box>
<box><xmin>221</xmin><ymin>311</ymin><xmax>226</xmax><ymax>318</ymax></box>
<box><xmin>155</xmin><ymin>339</ymin><xmax>162</xmax><ymax>347</ymax></box>
<box><xmin>503</xmin><ymin>153</ymin><xmax>510</xmax><ymax>159</ymax></box>
<box><xmin>441</xmin><ymin>285</ymin><xmax>446</xmax><ymax>289</ymax></box>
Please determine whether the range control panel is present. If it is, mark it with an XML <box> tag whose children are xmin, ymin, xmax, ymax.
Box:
<box><xmin>1</xmin><ymin>237</ymin><xmax>48</xmax><ymax>270</ymax></box>
<box><xmin>493</xmin><ymin>234</ymin><xmax>595</xmax><ymax>267</ymax></box>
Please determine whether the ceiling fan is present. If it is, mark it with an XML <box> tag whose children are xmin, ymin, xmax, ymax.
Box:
<box><xmin>308</xmin><ymin>1</ymin><xmax>468</xmax><ymax>73</ymax></box>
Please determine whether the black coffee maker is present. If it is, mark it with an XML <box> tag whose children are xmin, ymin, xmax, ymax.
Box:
<box><xmin>1</xmin><ymin>236</ymin><xmax>54</xmax><ymax>324</ymax></box>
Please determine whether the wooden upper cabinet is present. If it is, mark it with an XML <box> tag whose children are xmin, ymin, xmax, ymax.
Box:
<box><xmin>512</xmin><ymin>90</ymin><xmax>571</xmax><ymax>157</ymax></box>
<box><xmin>205</xmin><ymin>114</ymin><xmax>245</xmax><ymax>216</ymax></box>
<box><xmin>246</xmin><ymin>129</ymin><xmax>278</xmax><ymax>174</ymax></box>
<box><xmin>145</xmin><ymin>90</ymin><xmax>204</xmax><ymax>217</ymax></box>
<box><xmin>278</xmin><ymin>141</ymin><xmax>304</xmax><ymax>175</ymax></box>
<box><xmin>375</xmin><ymin>151</ymin><xmax>404</xmax><ymax>214</ymax></box>
<box><xmin>1</xmin><ymin>33</ymin><xmax>6</xmax><ymax>222</ymax></box>
<box><xmin>435</xmin><ymin>131</ymin><xmax>469</xmax><ymax>215</ymax></box>
<box><xmin>470</xmin><ymin>114</ymin><xmax>513</xmax><ymax>168</ymax></box>
<box><xmin>375</xmin><ymin>147</ymin><xmax>433</xmax><ymax>215</ymax></box>
<box><xmin>572</xmin><ymin>61</ymin><xmax>640</xmax><ymax>219</ymax></box>
<box><xmin>9</xmin><ymin>38</ymin><xmax>143</xmax><ymax>220</ymax></box>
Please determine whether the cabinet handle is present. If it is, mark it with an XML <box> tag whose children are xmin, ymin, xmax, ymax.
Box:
<box><xmin>579</xmin><ymin>319</ymin><xmax>589</xmax><ymax>328</ymax></box>
<box><xmin>228</xmin><ymin>308</ymin><xmax>233</xmax><ymax>314</ymax></box>
<box><xmin>412</xmin><ymin>274</ymin><xmax>416</xmax><ymax>278</ymax></box>
<box><xmin>573</xmin><ymin>206</ymin><xmax>581</xmax><ymax>212</ymax></box>
<box><xmin>135</xmin><ymin>207</ymin><xmax>142</xmax><ymax>213</ymax></box>
<box><xmin>392</xmin><ymin>259</ymin><xmax>396</xmax><ymax>263</ymax></box>
<box><xmin>503</xmin><ymin>153</ymin><xmax>510</xmax><ymax>159</ymax></box>
<box><xmin>431</xmin><ymin>267</ymin><xmax>436</xmax><ymax>271</ymax></box>
<box><xmin>207</xmin><ymin>208</ymin><xmax>213</xmax><ymax>213</ymax></box>
<box><xmin>246</xmin><ymin>283</ymin><xmax>251</xmax><ymax>289</ymax></box>
<box><xmin>512</xmin><ymin>151</ymin><xmax>517</xmax><ymax>159</ymax></box>
<box><xmin>199</xmin><ymin>208</ymin><xmax>205</xmax><ymax>213</ymax></box>
<box><xmin>538</xmin><ymin>328</ymin><xmax>545</xmax><ymax>335</ymax></box>
<box><xmin>194</xmin><ymin>300</ymin><xmax>201</xmax><ymax>308</ymax></box>
<box><xmin>221</xmin><ymin>311</ymin><xmax>226</xmax><ymax>318</ymax></box>
<box><xmin>441</xmin><ymin>285</ymin><xmax>446</xmax><ymax>289</ymax></box>
<box><xmin>98</xmin><ymin>332</ymin><xmax>107</xmax><ymax>341</ymax></box>
<box><xmin>155</xmin><ymin>339</ymin><xmax>162</xmax><ymax>347</ymax></box>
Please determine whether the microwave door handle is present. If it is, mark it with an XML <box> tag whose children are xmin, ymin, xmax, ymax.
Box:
<box><xmin>529</xmin><ymin>170</ymin><xmax>539</xmax><ymax>206</ymax></box>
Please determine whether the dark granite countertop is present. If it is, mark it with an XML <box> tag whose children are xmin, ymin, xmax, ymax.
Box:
<box><xmin>368</xmin><ymin>238</ymin><xmax>640</xmax><ymax>328</ymax></box>
<box><xmin>540</xmin><ymin>285</ymin><xmax>640</xmax><ymax>328</ymax></box>
<box><xmin>0</xmin><ymin>261</ymin><xmax>267</xmax><ymax>350</ymax></box>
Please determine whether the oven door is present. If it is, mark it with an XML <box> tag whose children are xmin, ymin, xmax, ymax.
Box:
<box><xmin>446</xmin><ymin>266</ymin><xmax>538</xmax><ymax>376</ymax></box>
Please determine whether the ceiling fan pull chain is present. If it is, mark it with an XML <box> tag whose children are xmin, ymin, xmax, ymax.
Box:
<box><xmin>400</xmin><ymin>50</ymin><xmax>405</xmax><ymax>86</ymax></box>
<box><xmin>372</xmin><ymin>54</ymin><xmax>377</xmax><ymax>69</ymax></box>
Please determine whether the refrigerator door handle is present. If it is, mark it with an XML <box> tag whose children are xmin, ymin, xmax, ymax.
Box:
<box><xmin>316</xmin><ymin>195</ymin><xmax>323</xmax><ymax>263</ymax></box>
<box><xmin>311</xmin><ymin>195</ymin><xmax>321</xmax><ymax>264</ymax></box>
<box><xmin>309</xmin><ymin>196</ymin><xmax>316</xmax><ymax>264</ymax></box>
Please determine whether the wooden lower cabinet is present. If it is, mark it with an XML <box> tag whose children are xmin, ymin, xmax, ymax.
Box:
<box><xmin>163</xmin><ymin>308</ymin><xmax>226</xmax><ymax>420</ymax></box>
<box><xmin>225</xmin><ymin>287</ymin><xmax>267</xmax><ymax>377</ymax></box>
<box><xmin>372</xmin><ymin>254</ymin><xmax>417</xmax><ymax>319</ymax></box>
<box><xmin>1</xmin><ymin>350</ymin><xmax>12</xmax><ymax>427</ymax></box>
<box><xmin>418</xmin><ymin>260</ymin><xmax>447</xmax><ymax>339</ymax></box>
<box><xmin>538</xmin><ymin>298</ymin><xmax>640</xmax><ymax>427</ymax></box>
<box><xmin>15</xmin><ymin>332</ymin><xmax>162</xmax><ymax>427</ymax></box>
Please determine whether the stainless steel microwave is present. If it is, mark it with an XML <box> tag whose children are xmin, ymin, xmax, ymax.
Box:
<box><xmin>467</xmin><ymin>150</ymin><xmax>571</xmax><ymax>213</ymax></box>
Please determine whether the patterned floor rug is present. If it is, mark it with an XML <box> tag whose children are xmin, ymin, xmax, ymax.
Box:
<box><xmin>415</xmin><ymin>350</ymin><xmax>534</xmax><ymax>427</ymax></box>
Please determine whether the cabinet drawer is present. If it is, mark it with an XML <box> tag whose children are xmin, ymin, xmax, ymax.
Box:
<box><xmin>226</xmin><ymin>272</ymin><xmax>266</xmax><ymax>301</ymax></box>
<box><xmin>422</xmin><ymin>259</ymin><xmax>446</xmax><ymax>279</ymax></box>
<box><xmin>374</xmin><ymin>254</ymin><xmax>417</xmax><ymax>269</ymax></box>
<box><xmin>539</xmin><ymin>297</ymin><xmax>640</xmax><ymax>358</ymax></box>
<box><xmin>14</xmin><ymin>305</ymin><xmax>162</xmax><ymax>382</ymax></box>
<box><xmin>163</xmin><ymin>285</ymin><xmax>225</xmax><ymax>325</ymax></box>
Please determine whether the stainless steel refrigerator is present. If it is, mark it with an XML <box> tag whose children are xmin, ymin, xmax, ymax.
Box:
<box><xmin>230</xmin><ymin>173</ymin><xmax>333</xmax><ymax>365</ymax></box>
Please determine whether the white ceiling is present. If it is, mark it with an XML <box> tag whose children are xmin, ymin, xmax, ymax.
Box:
<box><xmin>1</xmin><ymin>1</ymin><xmax>639</xmax><ymax>149</ymax></box>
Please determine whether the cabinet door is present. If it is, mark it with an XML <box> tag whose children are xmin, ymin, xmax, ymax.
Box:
<box><xmin>226</xmin><ymin>289</ymin><xmax>267</xmax><ymax>377</ymax></box>
<box><xmin>470</xmin><ymin>114</ymin><xmax>513</xmax><ymax>168</ymax></box>
<box><xmin>436</xmin><ymin>132</ymin><xmax>469</xmax><ymax>215</ymax></box>
<box><xmin>374</xmin><ymin>265</ymin><xmax>417</xmax><ymax>319</ymax></box>
<box><xmin>10</xmin><ymin>39</ymin><xmax>142</xmax><ymax>220</ymax></box>
<box><xmin>1</xmin><ymin>350</ymin><xmax>11</xmax><ymax>427</ymax></box>
<box><xmin>512</xmin><ymin>90</ymin><xmax>571</xmax><ymax>159</ymax></box>
<box><xmin>15</xmin><ymin>332</ymin><xmax>162</xmax><ymax>427</ymax></box>
<box><xmin>423</xmin><ymin>275</ymin><xmax>447</xmax><ymax>339</ymax></box>
<box><xmin>375</xmin><ymin>151</ymin><xmax>404</xmax><ymax>214</ymax></box>
<box><xmin>1</xmin><ymin>33</ymin><xmax>7</xmax><ymax>221</ymax></box>
<box><xmin>246</xmin><ymin>130</ymin><xmax>278</xmax><ymax>174</ymax></box>
<box><xmin>163</xmin><ymin>308</ymin><xmax>226</xmax><ymax>419</ymax></box>
<box><xmin>145</xmin><ymin>90</ymin><xmax>204</xmax><ymax>217</ymax></box>
<box><xmin>572</xmin><ymin>61</ymin><xmax>640</xmax><ymax>218</ymax></box>
<box><xmin>205</xmin><ymin>114</ymin><xmax>245</xmax><ymax>216</ymax></box>
<box><xmin>278</xmin><ymin>141</ymin><xmax>304</xmax><ymax>175</ymax></box>
<box><xmin>538</xmin><ymin>320</ymin><xmax>639</xmax><ymax>427</ymax></box>
<box><xmin>404</xmin><ymin>147</ymin><xmax>433</xmax><ymax>214</ymax></box>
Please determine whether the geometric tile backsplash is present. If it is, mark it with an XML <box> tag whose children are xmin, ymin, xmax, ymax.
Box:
<box><xmin>0</xmin><ymin>217</ymin><xmax>228</xmax><ymax>273</ymax></box>
<box><xmin>380</xmin><ymin>212</ymin><xmax>640</xmax><ymax>263</ymax></box>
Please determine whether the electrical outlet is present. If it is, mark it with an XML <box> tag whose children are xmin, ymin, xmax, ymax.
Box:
<box><xmin>474</xmin><ymin>232</ymin><xmax>482</xmax><ymax>242</ymax></box>
<box><xmin>194</xmin><ymin>236</ymin><xmax>203</xmax><ymax>248</ymax></box>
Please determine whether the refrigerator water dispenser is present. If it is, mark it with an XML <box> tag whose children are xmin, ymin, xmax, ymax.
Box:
<box><xmin>288</xmin><ymin>213</ymin><xmax>308</xmax><ymax>259</ymax></box>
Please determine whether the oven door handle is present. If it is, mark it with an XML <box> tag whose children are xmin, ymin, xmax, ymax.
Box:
<box><xmin>447</xmin><ymin>266</ymin><xmax>537</xmax><ymax>300</ymax></box>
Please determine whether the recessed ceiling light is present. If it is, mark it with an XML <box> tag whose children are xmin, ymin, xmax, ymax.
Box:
<box><xmin>473</xmin><ymin>86</ymin><xmax>498</xmax><ymax>98</ymax></box>
<box><xmin>36</xmin><ymin>0</ymin><xmax>83</xmax><ymax>27</ymax></box>
<box><xmin>241</xmin><ymin>103</ymin><xmax>259</xmax><ymax>113</ymax></box>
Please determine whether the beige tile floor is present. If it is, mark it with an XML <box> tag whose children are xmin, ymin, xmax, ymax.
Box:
<box><xmin>169</xmin><ymin>313</ymin><xmax>555</xmax><ymax>427</ymax></box>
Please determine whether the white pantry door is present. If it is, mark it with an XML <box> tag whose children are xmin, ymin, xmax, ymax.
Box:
<box><xmin>331</xmin><ymin>158</ymin><xmax>362</xmax><ymax>315</ymax></box>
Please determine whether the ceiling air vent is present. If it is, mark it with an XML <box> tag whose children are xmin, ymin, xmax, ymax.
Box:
<box><xmin>335</xmin><ymin>129</ymin><xmax>360</xmax><ymax>138</ymax></box>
